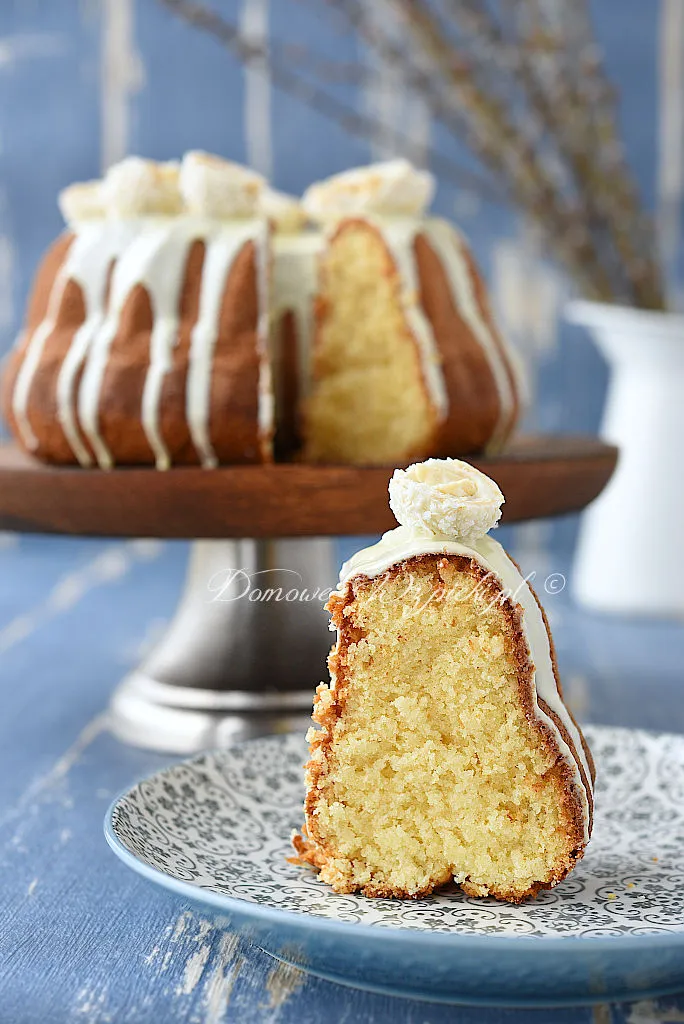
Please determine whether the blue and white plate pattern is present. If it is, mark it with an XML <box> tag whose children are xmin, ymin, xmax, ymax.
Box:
<box><xmin>106</xmin><ymin>726</ymin><xmax>684</xmax><ymax>1006</ymax></box>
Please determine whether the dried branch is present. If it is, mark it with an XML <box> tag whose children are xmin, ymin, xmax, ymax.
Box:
<box><xmin>320</xmin><ymin>0</ymin><xmax>609</xmax><ymax>299</ymax></box>
<box><xmin>435</xmin><ymin>0</ymin><xmax>632</xmax><ymax>300</ymax></box>
<box><xmin>158</xmin><ymin>0</ymin><xmax>665</xmax><ymax>309</ymax></box>
<box><xmin>389</xmin><ymin>0</ymin><xmax>622</xmax><ymax>300</ymax></box>
<box><xmin>388</xmin><ymin>0</ymin><xmax>662</xmax><ymax>306</ymax></box>
<box><xmin>157</xmin><ymin>0</ymin><xmax>501</xmax><ymax>202</ymax></box>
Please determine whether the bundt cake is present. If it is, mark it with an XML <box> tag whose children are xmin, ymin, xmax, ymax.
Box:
<box><xmin>2</xmin><ymin>155</ymin><xmax>522</xmax><ymax>468</ymax></box>
<box><xmin>292</xmin><ymin>459</ymin><xmax>594</xmax><ymax>902</ymax></box>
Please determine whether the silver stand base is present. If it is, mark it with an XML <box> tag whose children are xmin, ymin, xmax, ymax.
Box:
<box><xmin>109</xmin><ymin>674</ymin><xmax>314</xmax><ymax>753</ymax></box>
<box><xmin>108</xmin><ymin>538</ymin><xmax>335</xmax><ymax>753</ymax></box>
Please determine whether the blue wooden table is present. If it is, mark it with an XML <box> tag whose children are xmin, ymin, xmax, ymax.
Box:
<box><xmin>1</xmin><ymin>526</ymin><xmax>683</xmax><ymax>1023</ymax></box>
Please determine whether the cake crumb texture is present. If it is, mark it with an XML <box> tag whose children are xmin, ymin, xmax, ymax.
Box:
<box><xmin>294</xmin><ymin>555</ymin><xmax>586</xmax><ymax>902</ymax></box>
<box><xmin>304</xmin><ymin>220</ymin><xmax>437</xmax><ymax>464</ymax></box>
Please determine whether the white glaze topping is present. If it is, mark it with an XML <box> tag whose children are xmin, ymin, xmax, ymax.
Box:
<box><xmin>271</xmin><ymin>231</ymin><xmax>322</xmax><ymax>403</ymax></box>
<box><xmin>78</xmin><ymin>220</ymin><xmax>185</xmax><ymax>468</ymax></box>
<box><xmin>340</xmin><ymin>525</ymin><xmax>592</xmax><ymax>842</ymax></box>
<box><xmin>14</xmin><ymin>215</ymin><xmax>270</xmax><ymax>469</ymax></box>
<box><xmin>422</xmin><ymin>218</ymin><xmax>515</xmax><ymax>450</ymax></box>
<box><xmin>139</xmin><ymin>222</ymin><xmax>199</xmax><ymax>470</ymax></box>
<box><xmin>12</xmin><ymin>267</ymin><xmax>69</xmax><ymax>452</ymax></box>
<box><xmin>186</xmin><ymin>230</ymin><xmax>243</xmax><ymax>467</ymax></box>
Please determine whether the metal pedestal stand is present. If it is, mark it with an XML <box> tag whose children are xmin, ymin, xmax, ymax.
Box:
<box><xmin>109</xmin><ymin>538</ymin><xmax>335</xmax><ymax>752</ymax></box>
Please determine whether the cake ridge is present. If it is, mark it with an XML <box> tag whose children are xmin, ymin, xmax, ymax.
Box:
<box><xmin>339</xmin><ymin>525</ymin><xmax>593</xmax><ymax>841</ymax></box>
<box><xmin>55</xmin><ymin>222</ymin><xmax>135</xmax><ymax>466</ymax></box>
<box><xmin>422</xmin><ymin>217</ymin><xmax>516</xmax><ymax>451</ymax></box>
<box><xmin>186</xmin><ymin>219</ymin><xmax>271</xmax><ymax>468</ymax></box>
<box><xmin>12</xmin><ymin>258</ymin><xmax>71</xmax><ymax>453</ymax></box>
<box><xmin>138</xmin><ymin>221</ymin><xmax>204</xmax><ymax>471</ymax></box>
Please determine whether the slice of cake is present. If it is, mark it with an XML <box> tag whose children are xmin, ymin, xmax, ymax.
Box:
<box><xmin>292</xmin><ymin>459</ymin><xmax>594</xmax><ymax>902</ymax></box>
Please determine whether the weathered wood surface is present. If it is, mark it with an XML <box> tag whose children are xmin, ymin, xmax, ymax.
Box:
<box><xmin>1</xmin><ymin>532</ymin><xmax>683</xmax><ymax>1023</ymax></box>
<box><xmin>0</xmin><ymin>436</ymin><xmax>617</xmax><ymax>538</ymax></box>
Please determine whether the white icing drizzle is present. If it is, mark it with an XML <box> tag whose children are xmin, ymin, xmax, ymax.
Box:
<box><xmin>11</xmin><ymin>264</ymin><xmax>69</xmax><ymax>451</ymax></box>
<box><xmin>340</xmin><ymin>526</ymin><xmax>592</xmax><ymax>843</ymax></box>
<box><xmin>140</xmin><ymin>223</ymin><xmax>198</xmax><ymax>471</ymax></box>
<box><xmin>368</xmin><ymin>217</ymin><xmax>448</xmax><ymax>420</ymax></box>
<box><xmin>56</xmin><ymin>221</ymin><xmax>137</xmax><ymax>466</ymax></box>
<box><xmin>423</xmin><ymin>218</ymin><xmax>515</xmax><ymax>450</ymax></box>
<box><xmin>79</xmin><ymin>220</ymin><xmax>181</xmax><ymax>468</ymax></box>
<box><xmin>187</xmin><ymin>219</ymin><xmax>269</xmax><ymax>467</ymax></box>
<box><xmin>271</xmin><ymin>231</ymin><xmax>321</xmax><ymax>402</ymax></box>
<box><xmin>11</xmin><ymin>216</ymin><xmax>272</xmax><ymax>470</ymax></box>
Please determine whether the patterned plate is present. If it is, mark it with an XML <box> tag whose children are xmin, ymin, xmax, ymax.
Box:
<box><xmin>105</xmin><ymin>726</ymin><xmax>684</xmax><ymax>1007</ymax></box>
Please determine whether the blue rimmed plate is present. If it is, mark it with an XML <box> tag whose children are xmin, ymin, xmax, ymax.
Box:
<box><xmin>105</xmin><ymin>726</ymin><xmax>684</xmax><ymax>1007</ymax></box>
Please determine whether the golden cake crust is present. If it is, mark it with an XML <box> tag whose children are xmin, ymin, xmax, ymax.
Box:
<box><xmin>292</xmin><ymin>553</ymin><xmax>593</xmax><ymax>903</ymax></box>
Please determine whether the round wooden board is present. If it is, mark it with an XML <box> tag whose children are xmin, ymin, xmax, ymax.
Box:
<box><xmin>0</xmin><ymin>436</ymin><xmax>617</xmax><ymax>538</ymax></box>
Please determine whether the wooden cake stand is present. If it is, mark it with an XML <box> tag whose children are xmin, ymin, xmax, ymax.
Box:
<box><xmin>0</xmin><ymin>436</ymin><xmax>617</xmax><ymax>753</ymax></box>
